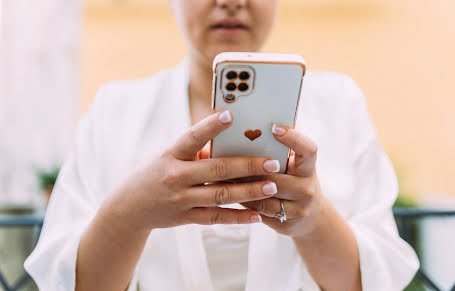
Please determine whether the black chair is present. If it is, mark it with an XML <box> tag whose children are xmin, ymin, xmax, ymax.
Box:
<box><xmin>1</xmin><ymin>209</ymin><xmax>455</xmax><ymax>291</ymax></box>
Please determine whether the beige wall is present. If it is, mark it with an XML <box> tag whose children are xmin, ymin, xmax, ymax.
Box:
<box><xmin>82</xmin><ymin>1</ymin><xmax>455</xmax><ymax>198</ymax></box>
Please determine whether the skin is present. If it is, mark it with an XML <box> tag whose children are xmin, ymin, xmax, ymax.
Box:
<box><xmin>171</xmin><ymin>0</ymin><xmax>278</xmax><ymax>123</ymax></box>
<box><xmin>76</xmin><ymin>1</ymin><xmax>362</xmax><ymax>291</ymax></box>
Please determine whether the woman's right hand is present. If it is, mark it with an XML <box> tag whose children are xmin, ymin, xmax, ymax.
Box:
<box><xmin>112</xmin><ymin>110</ymin><xmax>281</xmax><ymax>232</ymax></box>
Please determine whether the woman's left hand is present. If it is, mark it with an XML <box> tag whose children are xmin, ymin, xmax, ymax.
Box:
<box><xmin>241</xmin><ymin>124</ymin><xmax>327</xmax><ymax>238</ymax></box>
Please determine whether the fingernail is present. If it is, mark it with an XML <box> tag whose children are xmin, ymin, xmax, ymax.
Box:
<box><xmin>249</xmin><ymin>215</ymin><xmax>262</xmax><ymax>223</ymax></box>
<box><xmin>272</xmin><ymin>124</ymin><xmax>286</xmax><ymax>136</ymax></box>
<box><xmin>262</xmin><ymin>182</ymin><xmax>277</xmax><ymax>195</ymax></box>
<box><xmin>218</xmin><ymin>110</ymin><xmax>232</xmax><ymax>124</ymax></box>
<box><xmin>263</xmin><ymin>160</ymin><xmax>280</xmax><ymax>173</ymax></box>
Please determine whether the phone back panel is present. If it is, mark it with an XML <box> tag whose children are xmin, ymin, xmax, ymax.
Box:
<box><xmin>211</xmin><ymin>61</ymin><xmax>304</xmax><ymax>173</ymax></box>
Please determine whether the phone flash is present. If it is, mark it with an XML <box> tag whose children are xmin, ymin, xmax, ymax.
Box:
<box><xmin>225</xmin><ymin>93</ymin><xmax>236</xmax><ymax>103</ymax></box>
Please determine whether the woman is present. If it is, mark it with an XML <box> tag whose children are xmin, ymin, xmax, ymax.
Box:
<box><xmin>25</xmin><ymin>0</ymin><xmax>419</xmax><ymax>290</ymax></box>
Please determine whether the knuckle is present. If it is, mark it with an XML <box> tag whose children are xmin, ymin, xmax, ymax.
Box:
<box><xmin>305</xmin><ymin>186</ymin><xmax>316</xmax><ymax>199</ymax></box>
<box><xmin>210</xmin><ymin>211</ymin><xmax>224</xmax><ymax>225</ymax></box>
<box><xmin>248</xmin><ymin>183</ymin><xmax>260</xmax><ymax>200</ymax></box>
<box><xmin>303</xmin><ymin>193</ymin><xmax>315</xmax><ymax>207</ymax></box>
<box><xmin>304</xmin><ymin>181</ymin><xmax>318</xmax><ymax>200</ymax></box>
<box><xmin>247</xmin><ymin>159</ymin><xmax>257</xmax><ymax>175</ymax></box>
<box><xmin>214</xmin><ymin>185</ymin><xmax>231</xmax><ymax>205</ymax></box>
<box><xmin>248</xmin><ymin>200</ymin><xmax>260</xmax><ymax>211</ymax></box>
<box><xmin>162</xmin><ymin>165</ymin><xmax>186</xmax><ymax>187</ymax></box>
<box><xmin>234</xmin><ymin>213</ymin><xmax>240</xmax><ymax>224</ymax></box>
<box><xmin>168</xmin><ymin>193</ymin><xmax>185</xmax><ymax>206</ymax></box>
<box><xmin>162</xmin><ymin>168</ymin><xmax>179</xmax><ymax>186</ymax></box>
<box><xmin>308</xmin><ymin>142</ymin><xmax>318</xmax><ymax>155</ymax></box>
<box><xmin>211</xmin><ymin>159</ymin><xmax>229</xmax><ymax>179</ymax></box>
<box><xmin>256</xmin><ymin>199</ymin><xmax>268</xmax><ymax>213</ymax></box>
<box><xmin>297</xmin><ymin>207</ymin><xmax>310</xmax><ymax>217</ymax></box>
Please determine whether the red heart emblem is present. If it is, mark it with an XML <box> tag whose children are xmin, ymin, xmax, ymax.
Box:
<box><xmin>244</xmin><ymin>129</ymin><xmax>262</xmax><ymax>141</ymax></box>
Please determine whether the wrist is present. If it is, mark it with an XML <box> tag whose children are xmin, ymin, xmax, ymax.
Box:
<box><xmin>101</xmin><ymin>187</ymin><xmax>154</xmax><ymax>236</ymax></box>
<box><xmin>292</xmin><ymin>195</ymin><xmax>330</xmax><ymax>242</ymax></box>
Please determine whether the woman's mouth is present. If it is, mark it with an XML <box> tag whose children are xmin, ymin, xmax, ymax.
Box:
<box><xmin>210</xmin><ymin>19</ymin><xmax>249</xmax><ymax>37</ymax></box>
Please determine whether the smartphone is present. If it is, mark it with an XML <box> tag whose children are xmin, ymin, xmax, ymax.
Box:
<box><xmin>210</xmin><ymin>52</ymin><xmax>306</xmax><ymax>173</ymax></box>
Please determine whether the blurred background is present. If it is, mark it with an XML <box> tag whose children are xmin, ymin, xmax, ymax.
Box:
<box><xmin>0</xmin><ymin>0</ymin><xmax>454</xmax><ymax>290</ymax></box>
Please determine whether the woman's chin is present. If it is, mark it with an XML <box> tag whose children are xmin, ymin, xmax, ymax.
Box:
<box><xmin>205</xmin><ymin>45</ymin><xmax>260</xmax><ymax>61</ymax></box>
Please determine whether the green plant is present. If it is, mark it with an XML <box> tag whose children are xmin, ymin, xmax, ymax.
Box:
<box><xmin>394</xmin><ymin>194</ymin><xmax>419</xmax><ymax>208</ymax></box>
<box><xmin>393</xmin><ymin>194</ymin><xmax>424</xmax><ymax>291</ymax></box>
<box><xmin>36</xmin><ymin>167</ymin><xmax>60</xmax><ymax>190</ymax></box>
<box><xmin>390</xmin><ymin>157</ymin><xmax>424</xmax><ymax>291</ymax></box>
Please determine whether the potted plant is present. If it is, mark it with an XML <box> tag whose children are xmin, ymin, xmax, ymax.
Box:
<box><xmin>36</xmin><ymin>167</ymin><xmax>60</xmax><ymax>203</ymax></box>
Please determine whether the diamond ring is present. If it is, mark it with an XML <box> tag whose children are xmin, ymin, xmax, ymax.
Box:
<box><xmin>275</xmin><ymin>199</ymin><xmax>287</xmax><ymax>222</ymax></box>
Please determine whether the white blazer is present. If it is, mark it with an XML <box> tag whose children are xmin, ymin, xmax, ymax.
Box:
<box><xmin>24</xmin><ymin>58</ymin><xmax>419</xmax><ymax>291</ymax></box>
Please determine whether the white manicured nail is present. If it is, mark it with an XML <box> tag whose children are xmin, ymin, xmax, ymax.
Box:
<box><xmin>272</xmin><ymin>124</ymin><xmax>286</xmax><ymax>136</ymax></box>
<box><xmin>262</xmin><ymin>182</ymin><xmax>277</xmax><ymax>195</ymax></box>
<box><xmin>218</xmin><ymin>110</ymin><xmax>232</xmax><ymax>124</ymax></box>
<box><xmin>263</xmin><ymin>160</ymin><xmax>280</xmax><ymax>173</ymax></box>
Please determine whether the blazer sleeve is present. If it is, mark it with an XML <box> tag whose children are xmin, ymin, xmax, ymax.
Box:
<box><xmin>24</xmin><ymin>85</ymin><xmax>140</xmax><ymax>291</ymax></box>
<box><xmin>344</xmin><ymin>77</ymin><xmax>420</xmax><ymax>291</ymax></box>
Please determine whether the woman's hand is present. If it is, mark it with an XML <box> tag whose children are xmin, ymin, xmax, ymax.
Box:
<box><xmin>241</xmin><ymin>124</ymin><xmax>326</xmax><ymax>239</ymax></box>
<box><xmin>112</xmin><ymin>111</ymin><xmax>282</xmax><ymax>232</ymax></box>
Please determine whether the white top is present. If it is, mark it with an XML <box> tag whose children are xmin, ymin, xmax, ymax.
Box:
<box><xmin>201</xmin><ymin>220</ymin><xmax>250</xmax><ymax>290</ymax></box>
<box><xmin>201</xmin><ymin>203</ymin><xmax>250</xmax><ymax>291</ymax></box>
<box><xmin>24</xmin><ymin>58</ymin><xmax>419</xmax><ymax>291</ymax></box>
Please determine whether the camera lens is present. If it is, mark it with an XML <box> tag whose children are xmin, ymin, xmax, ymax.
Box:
<box><xmin>239</xmin><ymin>71</ymin><xmax>250</xmax><ymax>80</ymax></box>
<box><xmin>225</xmin><ymin>94</ymin><xmax>236</xmax><ymax>101</ymax></box>
<box><xmin>226</xmin><ymin>71</ymin><xmax>237</xmax><ymax>80</ymax></box>
<box><xmin>226</xmin><ymin>82</ymin><xmax>237</xmax><ymax>91</ymax></box>
<box><xmin>238</xmin><ymin>83</ymin><xmax>249</xmax><ymax>91</ymax></box>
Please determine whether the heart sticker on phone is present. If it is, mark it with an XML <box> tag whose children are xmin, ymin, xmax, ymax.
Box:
<box><xmin>244</xmin><ymin>129</ymin><xmax>262</xmax><ymax>141</ymax></box>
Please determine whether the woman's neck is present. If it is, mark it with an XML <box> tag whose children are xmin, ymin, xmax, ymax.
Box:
<box><xmin>188</xmin><ymin>56</ymin><xmax>214</xmax><ymax>124</ymax></box>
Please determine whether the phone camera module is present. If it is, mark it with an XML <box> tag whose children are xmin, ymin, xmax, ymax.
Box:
<box><xmin>226</xmin><ymin>71</ymin><xmax>238</xmax><ymax>80</ymax></box>
<box><xmin>226</xmin><ymin>82</ymin><xmax>237</xmax><ymax>91</ymax></box>
<box><xmin>238</xmin><ymin>83</ymin><xmax>249</xmax><ymax>92</ymax></box>
<box><xmin>239</xmin><ymin>71</ymin><xmax>250</xmax><ymax>80</ymax></box>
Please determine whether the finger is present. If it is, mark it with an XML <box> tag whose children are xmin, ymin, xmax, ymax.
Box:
<box><xmin>172</xmin><ymin>111</ymin><xmax>232</xmax><ymax>161</ymax></box>
<box><xmin>241</xmin><ymin>198</ymin><xmax>300</xmax><ymax>219</ymax></box>
<box><xmin>272</xmin><ymin>125</ymin><xmax>318</xmax><ymax>176</ymax></box>
<box><xmin>182</xmin><ymin>157</ymin><xmax>281</xmax><ymax>185</ymax></box>
<box><xmin>260</xmin><ymin>215</ymin><xmax>290</xmax><ymax>231</ymax></box>
<box><xmin>186</xmin><ymin>207</ymin><xmax>262</xmax><ymax>225</ymax></box>
<box><xmin>264</xmin><ymin>173</ymin><xmax>317</xmax><ymax>202</ymax></box>
<box><xmin>186</xmin><ymin>181</ymin><xmax>277</xmax><ymax>207</ymax></box>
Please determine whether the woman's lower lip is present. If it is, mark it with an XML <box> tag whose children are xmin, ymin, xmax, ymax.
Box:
<box><xmin>212</xmin><ymin>27</ymin><xmax>248</xmax><ymax>37</ymax></box>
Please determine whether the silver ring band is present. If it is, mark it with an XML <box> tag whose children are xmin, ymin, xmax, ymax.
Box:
<box><xmin>274</xmin><ymin>199</ymin><xmax>287</xmax><ymax>222</ymax></box>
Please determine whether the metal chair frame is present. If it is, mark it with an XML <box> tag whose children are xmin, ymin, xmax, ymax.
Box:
<box><xmin>1</xmin><ymin>208</ymin><xmax>455</xmax><ymax>291</ymax></box>
<box><xmin>0</xmin><ymin>216</ymin><xmax>43</xmax><ymax>291</ymax></box>
<box><xmin>393</xmin><ymin>208</ymin><xmax>455</xmax><ymax>291</ymax></box>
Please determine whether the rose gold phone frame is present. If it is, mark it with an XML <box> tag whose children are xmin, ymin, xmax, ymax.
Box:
<box><xmin>210</xmin><ymin>60</ymin><xmax>306</xmax><ymax>174</ymax></box>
